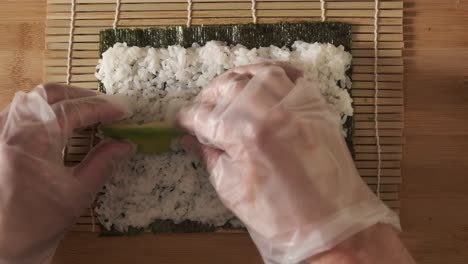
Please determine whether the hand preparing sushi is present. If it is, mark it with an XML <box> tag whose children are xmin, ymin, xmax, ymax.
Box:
<box><xmin>0</xmin><ymin>64</ymin><xmax>415</xmax><ymax>263</ymax></box>
<box><xmin>0</xmin><ymin>84</ymin><xmax>136</xmax><ymax>263</ymax></box>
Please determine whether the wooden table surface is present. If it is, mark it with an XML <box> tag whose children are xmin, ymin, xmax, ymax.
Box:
<box><xmin>1</xmin><ymin>1</ymin><xmax>467</xmax><ymax>263</ymax></box>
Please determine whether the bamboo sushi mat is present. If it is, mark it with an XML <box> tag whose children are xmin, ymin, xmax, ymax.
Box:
<box><xmin>45</xmin><ymin>0</ymin><xmax>404</xmax><ymax>232</ymax></box>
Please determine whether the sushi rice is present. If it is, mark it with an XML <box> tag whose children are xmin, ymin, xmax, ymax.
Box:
<box><xmin>95</xmin><ymin>41</ymin><xmax>352</xmax><ymax>232</ymax></box>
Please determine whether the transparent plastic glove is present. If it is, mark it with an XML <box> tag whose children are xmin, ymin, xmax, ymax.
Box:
<box><xmin>0</xmin><ymin>84</ymin><xmax>135</xmax><ymax>264</ymax></box>
<box><xmin>177</xmin><ymin>63</ymin><xmax>400</xmax><ymax>264</ymax></box>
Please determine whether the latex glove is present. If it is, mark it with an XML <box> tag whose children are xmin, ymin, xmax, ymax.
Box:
<box><xmin>177</xmin><ymin>63</ymin><xmax>400</xmax><ymax>264</ymax></box>
<box><xmin>0</xmin><ymin>84</ymin><xmax>135</xmax><ymax>264</ymax></box>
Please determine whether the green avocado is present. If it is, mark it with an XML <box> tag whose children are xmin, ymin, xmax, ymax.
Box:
<box><xmin>99</xmin><ymin>122</ymin><xmax>182</xmax><ymax>155</ymax></box>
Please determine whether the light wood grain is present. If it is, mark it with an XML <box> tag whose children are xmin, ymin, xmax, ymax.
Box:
<box><xmin>0</xmin><ymin>1</ymin><xmax>45</xmax><ymax>107</ymax></box>
<box><xmin>0</xmin><ymin>0</ymin><xmax>467</xmax><ymax>263</ymax></box>
<box><xmin>401</xmin><ymin>1</ymin><xmax>468</xmax><ymax>263</ymax></box>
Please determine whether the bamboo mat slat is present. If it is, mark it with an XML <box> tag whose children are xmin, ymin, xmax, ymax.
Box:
<box><xmin>46</xmin><ymin>0</ymin><xmax>404</xmax><ymax>232</ymax></box>
<box><xmin>46</xmin><ymin>17</ymin><xmax>404</xmax><ymax>27</ymax></box>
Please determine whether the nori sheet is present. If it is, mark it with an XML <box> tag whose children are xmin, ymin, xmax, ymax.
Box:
<box><xmin>100</xmin><ymin>220</ymin><xmax>241</xmax><ymax>236</ymax></box>
<box><xmin>98</xmin><ymin>22</ymin><xmax>353</xmax><ymax>235</ymax></box>
<box><xmin>100</xmin><ymin>22</ymin><xmax>351</xmax><ymax>55</ymax></box>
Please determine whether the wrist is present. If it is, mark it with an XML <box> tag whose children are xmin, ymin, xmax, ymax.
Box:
<box><xmin>306</xmin><ymin>223</ymin><xmax>415</xmax><ymax>264</ymax></box>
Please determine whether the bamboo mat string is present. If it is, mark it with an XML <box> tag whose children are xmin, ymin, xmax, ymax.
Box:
<box><xmin>373</xmin><ymin>0</ymin><xmax>382</xmax><ymax>198</ymax></box>
<box><xmin>113</xmin><ymin>0</ymin><xmax>121</xmax><ymax>30</ymax></box>
<box><xmin>187</xmin><ymin>0</ymin><xmax>193</xmax><ymax>27</ymax></box>
<box><xmin>320</xmin><ymin>0</ymin><xmax>326</xmax><ymax>21</ymax></box>
<box><xmin>251</xmin><ymin>0</ymin><xmax>257</xmax><ymax>24</ymax></box>
<box><xmin>65</xmin><ymin>0</ymin><xmax>76</xmax><ymax>85</ymax></box>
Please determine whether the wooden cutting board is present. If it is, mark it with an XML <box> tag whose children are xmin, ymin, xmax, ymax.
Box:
<box><xmin>0</xmin><ymin>0</ymin><xmax>467</xmax><ymax>263</ymax></box>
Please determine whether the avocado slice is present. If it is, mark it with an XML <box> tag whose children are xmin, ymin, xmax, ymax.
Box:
<box><xmin>100</xmin><ymin>122</ymin><xmax>182</xmax><ymax>155</ymax></box>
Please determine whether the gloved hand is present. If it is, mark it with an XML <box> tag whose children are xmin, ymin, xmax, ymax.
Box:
<box><xmin>177</xmin><ymin>63</ymin><xmax>400</xmax><ymax>264</ymax></box>
<box><xmin>0</xmin><ymin>84</ymin><xmax>135</xmax><ymax>264</ymax></box>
